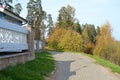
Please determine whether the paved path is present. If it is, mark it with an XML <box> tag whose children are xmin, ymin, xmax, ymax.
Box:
<box><xmin>47</xmin><ymin>51</ymin><xmax>120</xmax><ymax>80</ymax></box>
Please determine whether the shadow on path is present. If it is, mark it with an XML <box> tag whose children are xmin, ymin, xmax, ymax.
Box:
<box><xmin>52</xmin><ymin>60</ymin><xmax>76</xmax><ymax>80</ymax></box>
<box><xmin>49</xmin><ymin>51</ymin><xmax>120</xmax><ymax>80</ymax></box>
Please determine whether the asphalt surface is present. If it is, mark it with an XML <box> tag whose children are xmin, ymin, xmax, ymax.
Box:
<box><xmin>47</xmin><ymin>52</ymin><xmax>120</xmax><ymax>80</ymax></box>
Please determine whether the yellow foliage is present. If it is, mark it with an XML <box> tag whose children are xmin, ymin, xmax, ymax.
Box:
<box><xmin>82</xmin><ymin>25</ymin><xmax>95</xmax><ymax>54</ymax></box>
<box><xmin>58</xmin><ymin>29</ymin><xmax>83</xmax><ymax>52</ymax></box>
<box><xmin>46</xmin><ymin>28</ymin><xmax>67</xmax><ymax>49</ymax></box>
<box><xmin>47</xmin><ymin>28</ymin><xmax>83</xmax><ymax>52</ymax></box>
<box><xmin>84</xmin><ymin>42</ymin><xmax>94</xmax><ymax>54</ymax></box>
<box><xmin>93</xmin><ymin>22</ymin><xmax>116</xmax><ymax>59</ymax></box>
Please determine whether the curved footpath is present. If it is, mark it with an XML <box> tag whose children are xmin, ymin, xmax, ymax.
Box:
<box><xmin>47</xmin><ymin>51</ymin><xmax>120</xmax><ymax>80</ymax></box>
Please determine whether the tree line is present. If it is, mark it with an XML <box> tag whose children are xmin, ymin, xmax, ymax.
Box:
<box><xmin>5</xmin><ymin>0</ymin><xmax>120</xmax><ymax>66</ymax></box>
<box><xmin>47</xmin><ymin>5</ymin><xmax>120</xmax><ymax>66</ymax></box>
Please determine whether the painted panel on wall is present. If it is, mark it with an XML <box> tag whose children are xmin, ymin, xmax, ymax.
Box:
<box><xmin>0</xmin><ymin>19</ymin><xmax>28</xmax><ymax>52</ymax></box>
<box><xmin>0</xmin><ymin>28</ymin><xmax>27</xmax><ymax>44</ymax></box>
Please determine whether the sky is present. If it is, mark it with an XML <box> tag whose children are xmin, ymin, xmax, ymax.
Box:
<box><xmin>13</xmin><ymin>0</ymin><xmax>120</xmax><ymax>40</ymax></box>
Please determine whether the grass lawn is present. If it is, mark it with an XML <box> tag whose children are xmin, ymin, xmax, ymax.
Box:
<box><xmin>85</xmin><ymin>54</ymin><xmax>120</xmax><ymax>74</ymax></box>
<box><xmin>0</xmin><ymin>51</ymin><xmax>55</xmax><ymax>80</ymax></box>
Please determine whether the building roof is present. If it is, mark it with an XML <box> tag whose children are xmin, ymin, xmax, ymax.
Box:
<box><xmin>5</xmin><ymin>8</ymin><xmax>27</xmax><ymax>23</ymax></box>
<box><xmin>0</xmin><ymin>4</ymin><xmax>27</xmax><ymax>24</ymax></box>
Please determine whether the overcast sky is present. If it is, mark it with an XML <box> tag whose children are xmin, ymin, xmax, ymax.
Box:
<box><xmin>14</xmin><ymin>0</ymin><xmax>120</xmax><ymax>40</ymax></box>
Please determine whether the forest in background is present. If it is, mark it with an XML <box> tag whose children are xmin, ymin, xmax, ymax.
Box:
<box><xmin>46</xmin><ymin>5</ymin><xmax>120</xmax><ymax>66</ymax></box>
<box><xmin>6</xmin><ymin>0</ymin><xmax>120</xmax><ymax>67</ymax></box>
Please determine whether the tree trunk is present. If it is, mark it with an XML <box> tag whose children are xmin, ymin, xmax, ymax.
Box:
<box><xmin>42</xmin><ymin>34</ymin><xmax>45</xmax><ymax>51</ymax></box>
<box><xmin>36</xmin><ymin>40</ymin><xmax>39</xmax><ymax>51</ymax></box>
<box><xmin>26</xmin><ymin>25</ymin><xmax>35</xmax><ymax>60</ymax></box>
<box><xmin>41</xmin><ymin>40</ymin><xmax>45</xmax><ymax>51</ymax></box>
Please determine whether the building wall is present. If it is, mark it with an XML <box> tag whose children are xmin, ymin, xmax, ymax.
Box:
<box><xmin>0</xmin><ymin>52</ymin><xmax>30</xmax><ymax>70</ymax></box>
<box><xmin>0</xmin><ymin>25</ymin><xmax>35</xmax><ymax>70</ymax></box>
<box><xmin>0</xmin><ymin>17</ymin><xmax>28</xmax><ymax>52</ymax></box>
<box><xmin>0</xmin><ymin>4</ymin><xmax>34</xmax><ymax>70</ymax></box>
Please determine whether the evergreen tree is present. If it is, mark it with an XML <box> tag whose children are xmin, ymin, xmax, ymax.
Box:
<box><xmin>27</xmin><ymin>0</ymin><xmax>46</xmax><ymax>51</ymax></box>
<box><xmin>88</xmin><ymin>24</ymin><xmax>97</xmax><ymax>43</ymax></box>
<box><xmin>57</xmin><ymin>5</ymin><xmax>75</xmax><ymax>28</ymax></box>
<box><xmin>14</xmin><ymin>3</ymin><xmax>22</xmax><ymax>15</ymax></box>
<box><xmin>82</xmin><ymin>23</ymin><xmax>97</xmax><ymax>54</ymax></box>
<box><xmin>96</xmin><ymin>26</ymin><xmax>100</xmax><ymax>35</ymax></box>
<box><xmin>73</xmin><ymin>21</ymin><xmax>82</xmax><ymax>34</ymax></box>
<box><xmin>82</xmin><ymin>24</ymin><xmax>97</xmax><ymax>44</ymax></box>
<box><xmin>47</xmin><ymin>14</ymin><xmax>53</xmax><ymax>35</ymax></box>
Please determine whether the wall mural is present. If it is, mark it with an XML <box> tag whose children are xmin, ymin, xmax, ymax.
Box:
<box><xmin>0</xmin><ymin>28</ymin><xmax>27</xmax><ymax>44</ymax></box>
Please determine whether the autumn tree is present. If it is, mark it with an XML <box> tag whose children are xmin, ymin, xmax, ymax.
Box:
<box><xmin>112</xmin><ymin>42</ymin><xmax>120</xmax><ymax>65</ymax></box>
<box><xmin>93</xmin><ymin>22</ymin><xmax>116</xmax><ymax>60</ymax></box>
<box><xmin>47</xmin><ymin>28</ymin><xmax>67</xmax><ymax>50</ymax></box>
<box><xmin>58</xmin><ymin>29</ymin><xmax>83</xmax><ymax>52</ymax></box>
<box><xmin>82</xmin><ymin>23</ymin><xmax>97</xmax><ymax>54</ymax></box>
<box><xmin>82</xmin><ymin>24</ymin><xmax>91</xmax><ymax>53</ymax></box>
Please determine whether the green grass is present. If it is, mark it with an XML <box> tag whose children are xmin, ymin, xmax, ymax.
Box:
<box><xmin>85</xmin><ymin>54</ymin><xmax>120</xmax><ymax>74</ymax></box>
<box><xmin>0</xmin><ymin>51</ymin><xmax>55</xmax><ymax>80</ymax></box>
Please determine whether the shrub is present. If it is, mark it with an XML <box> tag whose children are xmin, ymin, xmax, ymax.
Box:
<box><xmin>83</xmin><ymin>42</ymin><xmax>94</xmax><ymax>54</ymax></box>
<box><xmin>46</xmin><ymin>28</ymin><xmax>67</xmax><ymax>50</ymax></box>
<box><xmin>58</xmin><ymin>29</ymin><xmax>83</xmax><ymax>52</ymax></box>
